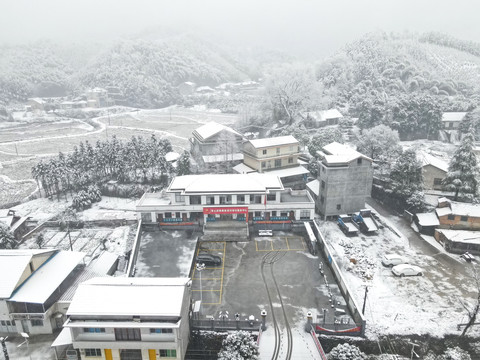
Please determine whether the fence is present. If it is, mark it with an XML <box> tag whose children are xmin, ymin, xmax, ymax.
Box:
<box><xmin>191</xmin><ymin>318</ymin><xmax>262</xmax><ymax>332</ymax></box>
<box><xmin>311</xmin><ymin>221</ymin><xmax>366</xmax><ymax>336</ymax></box>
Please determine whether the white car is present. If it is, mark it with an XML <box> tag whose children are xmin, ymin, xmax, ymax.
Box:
<box><xmin>392</xmin><ymin>264</ymin><xmax>423</xmax><ymax>277</ymax></box>
<box><xmin>382</xmin><ymin>254</ymin><xmax>407</xmax><ymax>268</ymax></box>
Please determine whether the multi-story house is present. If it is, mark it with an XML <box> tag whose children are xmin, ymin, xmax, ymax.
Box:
<box><xmin>0</xmin><ymin>249</ymin><xmax>85</xmax><ymax>335</ymax></box>
<box><xmin>136</xmin><ymin>173</ymin><xmax>315</xmax><ymax>230</ymax></box>
<box><xmin>242</xmin><ymin>135</ymin><xmax>300</xmax><ymax>172</ymax></box>
<box><xmin>64</xmin><ymin>277</ymin><xmax>191</xmax><ymax>360</ymax></box>
<box><xmin>241</xmin><ymin>136</ymin><xmax>309</xmax><ymax>189</ymax></box>
<box><xmin>316</xmin><ymin>142</ymin><xmax>373</xmax><ymax>219</ymax></box>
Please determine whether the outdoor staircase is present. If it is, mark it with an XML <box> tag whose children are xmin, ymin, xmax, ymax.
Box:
<box><xmin>201</xmin><ymin>221</ymin><xmax>249</xmax><ymax>241</ymax></box>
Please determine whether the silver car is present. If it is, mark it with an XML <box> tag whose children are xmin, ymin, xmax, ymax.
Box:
<box><xmin>382</xmin><ymin>254</ymin><xmax>407</xmax><ymax>268</ymax></box>
<box><xmin>392</xmin><ymin>264</ymin><xmax>423</xmax><ymax>277</ymax></box>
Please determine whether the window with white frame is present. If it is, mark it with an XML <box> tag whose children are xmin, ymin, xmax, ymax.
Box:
<box><xmin>85</xmin><ymin>349</ymin><xmax>102</xmax><ymax>357</ymax></box>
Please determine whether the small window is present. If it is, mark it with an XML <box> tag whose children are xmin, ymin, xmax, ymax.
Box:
<box><xmin>262</xmin><ymin>149</ymin><xmax>267</xmax><ymax>155</ymax></box>
<box><xmin>0</xmin><ymin>321</ymin><xmax>5</xmax><ymax>326</ymax></box>
<box><xmin>272</xmin><ymin>211</ymin><xmax>277</xmax><ymax>216</ymax></box>
<box><xmin>160</xmin><ymin>349</ymin><xmax>177</xmax><ymax>358</ymax></box>
<box><xmin>261</xmin><ymin>161</ymin><xmax>266</xmax><ymax>168</ymax></box>
<box><xmin>6</xmin><ymin>321</ymin><xmax>11</xmax><ymax>326</ymax></box>
<box><xmin>447</xmin><ymin>214</ymin><xmax>455</xmax><ymax>221</ymax></box>
<box><xmin>276</xmin><ymin>147</ymin><xmax>280</xmax><ymax>154</ymax></box>
<box><xmin>321</xmin><ymin>180</ymin><xmax>325</xmax><ymax>190</ymax></box>
<box><xmin>289</xmin><ymin>145</ymin><xmax>293</xmax><ymax>151</ymax></box>
<box><xmin>85</xmin><ymin>349</ymin><xmax>102</xmax><ymax>357</ymax></box>
<box><xmin>274</xmin><ymin>159</ymin><xmax>281</xmax><ymax>167</ymax></box>
<box><xmin>357</xmin><ymin>158</ymin><xmax>362</xmax><ymax>165</ymax></box>
<box><xmin>267</xmin><ymin>194</ymin><xmax>276</xmax><ymax>201</ymax></box>
<box><xmin>288</xmin><ymin>157</ymin><xmax>293</xmax><ymax>164</ymax></box>
<box><xmin>320</xmin><ymin>196</ymin><xmax>324</xmax><ymax>204</ymax></box>
<box><xmin>433</xmin><ymin>178</ymin><xmax>442</xmax><ymax>185</ymax></box>
<box><xmin>460</xmin><ymin>216</ymin><xmax>468</xmax><ymax>222</ymax></box>
<box><xmin>83</xmin><ymin>327</ymin><xmax>105</xmax><ymax>333</ymax></box>
<box><xmin>150</xmin><ymin>328</ymin><xmax>173</xmax><ymax>334</ymax></box>
<box><xmin>336</xmin><ymin>204</ymin><xmax>341</xmax><ymax>210</ymax></box>
<box><xmin>31</xmin><ymin>319</ymin><xmax>43</xmax><ymax>327</ymax></box>
<box><xmin>175</xmin><ymin>212</ymin><xmax>181</xmax><ymax>218</ymax></box>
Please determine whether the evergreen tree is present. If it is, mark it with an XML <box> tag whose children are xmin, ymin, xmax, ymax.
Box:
<box><xmin>0</xmin><ymin>224</ymin><xmax>16</xmax><ymax>249</ymax></box>
<box><xmin>443</xmin><ymin>130</ymin><xmax>479</xmax><ymax>201</ymax></box>
<box><xmin>177</xmin><ymin>151</ymin><xmax>191</xmax><ymax>176</ymax></box>
<box><xmin>308</xmin><ymin>128</ymin><xmax>344</xmax><ymax>157</ymax></box>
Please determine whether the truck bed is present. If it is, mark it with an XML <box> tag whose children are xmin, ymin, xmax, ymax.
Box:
<box><xmin>363</xmin><ymin>217</ymin><xmax>378</xmax><ymax>232</ymax></box>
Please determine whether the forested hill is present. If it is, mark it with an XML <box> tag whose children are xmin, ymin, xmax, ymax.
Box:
<box><xmin>317</xmin><ymin>32</ymin><xmax>480</xmax><ymax>110</ymax></box>
<box><xmin>0</xmin><ymin>34</ymin><xmax>255</xmax><ymax>107</ymax></box>
<box><xmin>314</xmin><ymin>32</ymin><xmax>480</xmax><ymax>137</ymax></box>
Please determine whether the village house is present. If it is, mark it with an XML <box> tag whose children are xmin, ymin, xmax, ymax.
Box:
<box><xmin>178</xmin><ymin>82</ymin><xmax>196</xmax><ymax>96</ymax></box>
<box><xmin>0</xmin><ymin>249</ymin><xmax>85</xmax><ymax>335</ymax></box>
<box><xmin>435</xmin><ymin>197</ymin><xmax>480</xmax><ymax>231</ymax></box>
<box><xmin>419</xmin><ymin>152</ymin><xmax>449</xmax><ymax>191</ymax></box>
<box><xmin>239</xmin><ymin>135</ymin><xmax>310</xmax><ymax>189</ymax></box>
<box><xmin>189</xmin><ymin>122</ymin><xmax>245</xmax><ymax>171</ymax></box>
<box><xmin>441</xmin><ymin>112</ymin><xmax>467</xmax><ymax>130</ymax></box>
<box><xmin>0</xmin><ymin>209</ymin><xmax>31</xmax><ymax>240</ymax></box>
<box><xmin>302</xmin><ymin>109</ymin><xmax>343</xmax><ymax>128</ymax></box>
<box><xmin>27</xmin><ymin>98</ymin><xmax>46</xmax><ymax>112</ymax></box>
<box><xmin>64</xmin><ymin>277</ymin><xmax>191</xmax><ymax>360</ymax></box>
<box><xmin>316</xmin><ymin>142</ymin><xmax>373</xmax><ymax>219</ymax></box>
<box><xmin>434</xmin><ymin>229</ymin><xmax>480</xmax><ymax>255</ymax></box>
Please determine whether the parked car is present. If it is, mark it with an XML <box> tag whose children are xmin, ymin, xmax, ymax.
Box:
<box><xmin>392</xmin><ymin>264</ymin><xmax>423</xmax><ymax>277</ymax></box>
<box><xmin>196</xmin><ymin>254</ymin><xmax>222</xmax><ymax>266</ymax></box>
<box><xmin>460</xmin><ymin>252</ymin><xmax>475</xmax><ymax>262</ymax></box>
<box><xmin>382</xmin><ymin>254</ymin><xmax>408</xmax><ymax>268</ymax></box>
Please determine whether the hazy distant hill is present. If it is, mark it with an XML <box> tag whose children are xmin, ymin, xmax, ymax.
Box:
<box><xmin>317</xmin><ymin>32</ymin><xmax>480</xmax><ymax>110</ymax></box>
<box><xmin>0</xmin><ymin>34</ymin><xmax>259</xmax><ymax>108</ymax></box>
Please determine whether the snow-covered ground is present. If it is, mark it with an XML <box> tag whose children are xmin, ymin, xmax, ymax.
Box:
<box><xmin>317</xmin><ymin>210</ymin><xmax>480</xmax><ymax>339</ymax></box>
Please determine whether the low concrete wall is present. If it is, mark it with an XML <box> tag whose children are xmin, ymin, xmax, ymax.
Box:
<box><xmin>126</xmin><ymin>219</ymin><xmax>142</xmax><ymax>277</ymax></box>
<box><xmin>311</xmin><ymin>221</ymin><xmax>366</xmax><ymax>336</ymax></box>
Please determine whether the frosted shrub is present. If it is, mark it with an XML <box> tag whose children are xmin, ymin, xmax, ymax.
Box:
<box><xmin>327</xmin><ymin>343</ymin><xmax>366</xmax><ymax>360</ymax></box>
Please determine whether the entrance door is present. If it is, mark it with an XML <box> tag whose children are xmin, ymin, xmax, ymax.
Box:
<box><xmin>21</xmin><ymin>319</ymin><xmax>29</xmax><ymax>332</ymax></box>
<box><xmin>120</xmin><ymin>349</ymin><xmax>143</xmax><ymax>360</ymax></box>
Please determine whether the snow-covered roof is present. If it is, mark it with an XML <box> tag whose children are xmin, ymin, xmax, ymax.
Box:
<box><xmin>419</xmin><ymin>152</ymin><xmax>449</xmax><ymax>173</ymax></box>
<box><xmin>165</xmin><ymin>151</ymin><xmax>180</xmax><ymax>162</ymax></box>
<box><xmin>306</xmin><ymin>179</ymin><xmax>320</xmax><ymax>197</ymax></box>
<box><xmin>436</xmin><ymin>229</ymin><xmax>480</xmax><ymax>245</ymax></box>
<box><xmin>193</xmin><ymin>121</ymin><xmax>242</xmax><ymax>141</ymax></box>
<box><xmin>67</xmin><ymin>277</ymin><xmax>190</xmax><ymax>317</ymax></box>
<box><xmin>28</xmin><ymin>98</ymin><xmax>46</xmax><ymax>104</ymax></box>
<box><xmin>202</xmin><ymin>153</ymin><xmax>243</xmax><ymax>163</ymax></box>
<box><xmin>321</xmin><ymin>142</ymin><xmax>372</xmax><ymax>164</ymax></box>
<box><xmin>416</xmin><ymin>212</ymin><xmax>440</xmax><ymax>227</ymax></box>
<box><xmin>51</xmin><ymin>327</ymin><xmax>72</xmax><ymax>347</ymax></box>
<box><xmin>436</xmin><ymin>201</ymin><xmax>480</xmax><ymax>218</ymax></box>
<box><xmin>0</xmin><ymin>249</ymin><xmax>56</xmax><ymax>299</ymax></box>
<box><xmin>182</xmin><ymin>81</ymin><xmax>195</xmax><ymax>86</ymax></box>
<box><xmin>196</xmin><ymin>86</ymin><xmax>215</xmax><ymax>92</ymax></box>
<box><xmin>233</xmin><ymin>163</ymin><xmax>256</xmax><ymax>174</ymax></box>
<box><xmin>441</xmin><ymin>112</ymin><xmax>467</xmax><ymax>122</ymax></box>
<box><xmin>9</xmin><ymin>251</ymin><xmax>85</xmax><ymax>304</ymax></box>
<box><xmin>167</xmin><ymin>173</ymin><xmax>284</xmax><ymax>194</ymax></box>
<box><xmin>248</xmin><ymin>135</ymin><xmax>298</xmax><ymax>149</ymax></box>
<box><xmin>264</xmin><ymin>165</ymin><xmax>310</xmax><ymax>178</ymax></box>
<box><xmin>59</xmin><ymin>252</ymin><xmax>119</xmax><ymax>302</ymax></box>
<box><xmin>304</xmin><ymin>109</ymin><xmax>343</xmax><ymax>121</ymax></box>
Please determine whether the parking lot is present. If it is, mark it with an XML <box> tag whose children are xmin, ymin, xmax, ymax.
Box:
<box><xmin>192</xmin><ymin>231</ymin><xmax>353</xmax><ymax>327</ymax></box>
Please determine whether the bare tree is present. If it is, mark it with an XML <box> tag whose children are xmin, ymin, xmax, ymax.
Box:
<box><xmin>460</xmin><ymin>264</ymin><xmax>480</xmax><ymax>336</ymax></box>
<box><xmin>265</xmin><ymin>63</ymin><xmax>318</xmax><ymax>125</ymax></box>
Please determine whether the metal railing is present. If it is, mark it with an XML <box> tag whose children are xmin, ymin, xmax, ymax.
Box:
<box><xmin>191</xmin><ymin>319</ymin><xmax>261</xmax><ymax>331</ymax></box>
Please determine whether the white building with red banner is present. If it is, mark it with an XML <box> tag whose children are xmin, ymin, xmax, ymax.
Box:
<box><xmin>136</xmin><ymin>174</ymin><xmax>315</xmax><ymax>227</ymax></box>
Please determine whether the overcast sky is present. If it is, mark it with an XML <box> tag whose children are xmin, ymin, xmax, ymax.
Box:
<box><xmin>1</xmin><ymin>0</ymin><xmax>479</xmax><ymax>57</ymax></box>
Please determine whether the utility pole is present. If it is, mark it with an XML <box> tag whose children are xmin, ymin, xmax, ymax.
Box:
<box><xmin>362</xmin><ymin>286</ymin><xmax>369</xmax><ymax>315</ymax></box>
